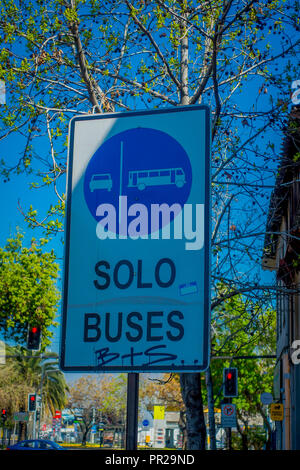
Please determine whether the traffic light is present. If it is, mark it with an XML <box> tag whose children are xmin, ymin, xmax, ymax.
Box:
<box><xmin>27</xmin><ymin>325</ymin><xmax>41</xmax><ymax>350</ymax></box>
<box><xmin>1</xmin><ymin>409</ymin><xmax>7</xmax><ymax>422</ymax></box>
<box><xmin>223</xmin><ymin>367</ymin><xmax>238</xmax><ymax>397</ymax></box>
<box><xmin>28</xmin><ymin>393</ymin><xmax>37</xmax><ymax>412</ymax></box>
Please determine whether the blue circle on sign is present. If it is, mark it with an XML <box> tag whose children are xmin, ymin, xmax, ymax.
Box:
<box><xmin>84</xmin><ymin>127</ymin><xmax>192</xmax><ymax>235</ymax></box>
<box><xmin>142</xmin><ymin>419</ymin><xmax>149</xmax><ymax>427</ymax></box>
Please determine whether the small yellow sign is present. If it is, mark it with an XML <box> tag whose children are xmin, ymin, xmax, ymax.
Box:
<box><xmin>153</xmin><ymin>405</ymin><xmax>165</xmax><ymax>420</ymax></box>
<box><xmin>270</xmin><ymin>403</ymin><xmax>284</xmax><ymax>421</ymax></box>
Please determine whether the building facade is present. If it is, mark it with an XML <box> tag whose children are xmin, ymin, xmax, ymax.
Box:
<box><xmin>263</xmin><ymin>105</ymin><xmax>300</xmax><ymax>449</ymax></box>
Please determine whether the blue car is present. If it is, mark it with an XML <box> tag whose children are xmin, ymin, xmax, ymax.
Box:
<box><xmin>7</xmin><ymin>439</ymin><xmax>64</xmax><ymax>450</ymax></box>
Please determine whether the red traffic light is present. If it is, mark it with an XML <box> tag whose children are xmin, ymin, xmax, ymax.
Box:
<box><xmin>27</xmin><ymin>325</ymin><xmax>41</xmax><ymax>350</ymax></box>
<box><xmin>223</xmin><ymin>367</ymin><xmax>238</xmax><ymax>397</ymax></box>
<box><xmin>28</xmin><ymin>393</ymin><xmax>37</xmax><ymax>411</ymax></box>
<box><xmin>1</xmin><ymin>409</ymin><xmax>7</xmax><ymax>421</ymax></box>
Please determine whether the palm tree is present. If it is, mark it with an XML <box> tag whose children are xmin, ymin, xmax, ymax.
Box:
<box><xmin>2</xmin><ymin>346</ymin><xmax>68</xmax><ymax>435</ymax></box>
<box><xmin>38</xmin><ymin>357</ymin><xmax>69</xmax><ymax>416</ymax></box>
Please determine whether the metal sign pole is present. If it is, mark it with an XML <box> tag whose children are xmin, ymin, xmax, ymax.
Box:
<box><xmin>126</xmin><ymin>373</ymin><xmax>139</xmax><ymax>450</ymax></box>
<box><xmin>33</xmin><ymin>410</ymin><xmax>36</xmax><ymax>440</ymax></box>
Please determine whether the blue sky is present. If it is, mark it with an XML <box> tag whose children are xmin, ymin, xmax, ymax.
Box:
<box><xmin>0</xmin><ymin>1</ymin><xmax>299</xmax><ymax>373</ymax></box>
<box><xmin>0</xmin><ymin>127</ymin><xmax>65</xmax><ymax>354</ymax></box>
<box><xmin>0</xmin><ymin>176</ymin><xmax>64</xmax><ymax>353</ymax></box>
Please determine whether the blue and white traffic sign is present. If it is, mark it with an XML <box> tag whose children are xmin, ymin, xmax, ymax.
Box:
<box><xmin>221</xmin><ymin>404</ymin><xmax>237</xmax><ymax>428</ymax></box>
<box><xmin>60</xmin><ymin>105</ymin><xmax>211</xmax><ymax>372</ymax></box>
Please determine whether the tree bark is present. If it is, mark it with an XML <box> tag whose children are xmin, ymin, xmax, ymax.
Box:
<box><xmin>236</xmin><ymin>418</ymin><xmax>248</xmax><ymax>451</ymax></box>
<box><xmin>205</xmin><ymin>367</ymin><xmax>217</xmax><ymax>450</ymax></box>
<box><xmin>180</xmin><ymin>373</ymin><xmax>206</xmax><ymax>450</ymax></box>
<box><xmin>179</xmin><ymin>12</ymin><xmax>189</xmax><ymax>105</ymax></box>
<box><xmin>257</xmin><ymin>403</ymin><xmax>272</xmax><ymax>449</ymax></box>
<box><xmin>82</xmin><ymin>427</ymin><xmax>89</xmax><ymax>446</ymax></box>
<box><xmin>178</xmin><ymin>410</ymin><xmax>187</xmax><ymax>449</ymax></box>
<box><xmin>178</xmin><ymin>4</ymin><xmax>206</xmax><ymax>449</ymax></box>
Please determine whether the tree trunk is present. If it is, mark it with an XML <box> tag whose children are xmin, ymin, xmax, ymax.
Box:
<box><xmin>178</xmin><ymin>1</ymin><xmax>206</xmax><ymax>453</ymax></box>
<box><xmin>82</xmin><ymin>428</ymin><xmax>88</xmax><ymax>446</ymax></box>
<box><xmin>18</xmin><ymin>421</ymin><xmax>27</xmax><ymax>442</ymax></box>
<box><xmin>257</xmin><ymin>403</ymin><xmax>272</xmax><ymax>450</ymax></box>
<box><xmin>180</xmin><ymin>13</ymin><xmax>189</xmax><ymax>106</ymax></box>
<box><xmin>205</xmin><ymin>367</ymin><xmax>217</xmax><ymax>450</ymax></box>
<box><xmin>178</xmin><ymin>410</ymin><xmax>187</xmax><ymax>449</ymax></box>
<box><xmin>180</xmin><ymin>373</ymin><xmax>206</xmax><ymax>450</ymax></box>
<box><xmin>236</xmin><ymin>418</ymin><xmax>248</xmax><ymax>451</ymax></box>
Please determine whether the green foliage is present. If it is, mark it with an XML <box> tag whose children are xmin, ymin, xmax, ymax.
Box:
<box><xmin>231</xmin><ymin>426</ymin><xmax>267</xmax><ymax>451</ymax></box>
<box><xmin>0</xmin><ymin>345</ymin><xmax>68</xmax><ymax>420</ymax></box>
<box><xmin>101</xmin><ymin>374</ymin><xmax>127</xmax><ymax>419</ymax></box>
<box><xmin>0</xmin><ymin>232</ymin><xmax>60</xmax><ymax>348</ymax></box>
<box><xmin>208</xmin><ymin>288</ymin><xmax>276</xmax><ymax>448</ymax></box>
<box><xmin>67</xmin><ymin>374</ymin><xmax>126</xmax><ymax>445</ymax></box>
<box><xmin>211</xmin><ymin>287</ymin><xmax>275</xmax><ymax>405</ymax></box>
